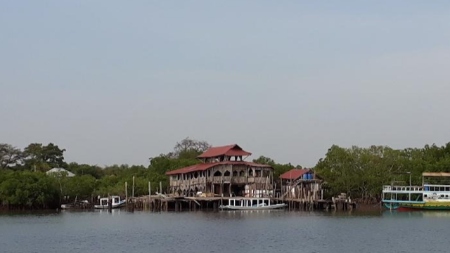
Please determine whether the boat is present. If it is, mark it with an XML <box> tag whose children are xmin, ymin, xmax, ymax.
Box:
<box><xmin>94</xmin><ymin>196</ymin><xmax>127</xmax><ymax>209</ymax></box>
<box><xmin>60</xmin><ymin>200</ymin><xmax>90</xmax><ymax>209</ymax></box>
<box><xmin>382</xmin><ymin>172</ymin><xmax>450</xmax><ymax>210</ymax></box>
<box><xmin>219</xmin><ymin>197</ymin><xmax>287</xmax><ymax>210</ymax></box>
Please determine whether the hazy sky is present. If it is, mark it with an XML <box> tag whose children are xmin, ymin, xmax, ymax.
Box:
<box><xmin>1</xmin><ymin>1</ymin><xmax>450</xmax><ymax>167</ymax></box>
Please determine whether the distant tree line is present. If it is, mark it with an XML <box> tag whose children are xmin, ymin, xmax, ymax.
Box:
<box><xmin>315</xmin><ymin>143</ymin><xmax>450</xmax><ymax>202</ymax></box>
<box><xmin>1</xmin><ymin>139</ymin><xmax>449</xmax><ymax>209</ymax></box>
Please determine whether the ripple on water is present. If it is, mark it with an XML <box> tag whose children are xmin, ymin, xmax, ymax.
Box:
<box><xmin>0</xmin><ymin>210</ymin><xmax>449</xmax><ymax>253</ymax></box>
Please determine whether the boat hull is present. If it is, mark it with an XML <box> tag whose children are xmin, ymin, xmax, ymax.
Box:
<box><xmin>94</xmin><ymin>200</ymin><xmax>126</xmax><ymax>209</ymax></box>
<box><xmin>399</xmin><ymin>202</ymin><xmax>450</xmax><ymax>210</ymax></box>
<box><xmin>219</xmin><ymin>203</ymin><xmax>287</xmax><ymax>210</ymax></box>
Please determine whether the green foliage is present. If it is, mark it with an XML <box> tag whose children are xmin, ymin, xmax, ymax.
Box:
<box><xmin>0</xmin><ymin>144</ymin><xmax>23</xmax><ymax>169</ymax></box>
<box><xmin>5</xmin><ymin>138</ymin><xmax>450</xmax><ymax>209</ymax></box>
<box><xmin>314</xmin><ymin>143</ymin><xmax>450</xmax><ymax>201</ymax></box>
<box><xmin>62</xmin><ymin>175</ymin><xmax>97</xmax><ymax>200</ymax></box>
<box><xmin>172</xmin><ymin>137</ymin><xmax>210</xmax><ymax>159</ymax></box>
<box><xmin>0</xmin><ymin>171</ymin><xmax>59</xmax><ymax>209</ymax></box>
<box><xmin>67</xmin><ymin>162</ymin><xmax>104</xmax><ymax>179</ymax></box>
<box><xmin>252</xmin><ymin>155</ymin><xmax>295</xmax><ymax>179</ymax></box>
<box><xmin>23</xmin><ymin>143</ymin><xmax>67</xmax><ymax>171</ymax></box>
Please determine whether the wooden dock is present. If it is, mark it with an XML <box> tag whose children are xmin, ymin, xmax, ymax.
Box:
<box><xmin>126</xmin><ymin>195</ymin><xmax>356</xmax><ymax>212</ymax></box>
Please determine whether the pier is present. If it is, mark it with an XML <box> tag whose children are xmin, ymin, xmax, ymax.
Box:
<box><xmin>126</xmin><ymin>195</ymin><xmax>356</xmax><ymax>212</ymax></box>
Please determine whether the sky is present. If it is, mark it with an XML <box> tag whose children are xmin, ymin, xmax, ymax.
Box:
<box><xmin>1</xmin><ymin>1</ymin><xmax>450</xmax><ymax>168</ymax></box>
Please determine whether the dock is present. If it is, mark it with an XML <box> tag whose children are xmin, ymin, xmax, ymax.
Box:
<box><xmin>126</xmin><ymin>195</ymin><xmax>356</xmax><ymax>212</ymax></box>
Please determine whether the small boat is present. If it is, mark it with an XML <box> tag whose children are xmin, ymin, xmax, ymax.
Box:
<box><xmin>94</xmin><ymin>196</ymin><xmax>126</xmax><ymax>209</ymax></box>
<box><xmin>219</xmin><ymin>197</ymin><xmax>287</xmax><ymax>210</ymax></box>
<box><xmin>382</xmin><ymin>172</ymin><xmax>450</xmax><ymax>210</ymax></box>
<box><xmin>60</xmin><ymin>200</ymin><xmax>90</xmax><ymax>209</ymax></box>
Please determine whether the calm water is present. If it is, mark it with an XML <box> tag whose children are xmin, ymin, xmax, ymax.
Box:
<box><xmin>0</xmin><ymin>209</ymin><xmax>449</xmax><ymax>253</ymax></box>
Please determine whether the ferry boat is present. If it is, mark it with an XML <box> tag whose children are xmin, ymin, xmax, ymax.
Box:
<box><xmin>94</xmin><ymin>196</ymin><xmax>126</xmax><ymax>209</ymax></box>
<box><xmin>382</xmin><ymin>172</ymin><xmax>450</xmax><ymax>210</ymax></box>
<box><xmin>219</xmin><ymin>198</ymin><xmax>287</xmax><ymax>210</ymax></box>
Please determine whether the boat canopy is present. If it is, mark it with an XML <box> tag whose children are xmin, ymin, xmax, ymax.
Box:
<box><xmin>423</xmin><ymin>172</ymin><xmax>450</xmax><ymax>177</ymax></box>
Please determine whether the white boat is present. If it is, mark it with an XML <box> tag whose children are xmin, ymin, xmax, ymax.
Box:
<box><xmin>94</xmin><ymin>196</ymin><xmax>126</xmax><ymax>209</ymax></box>
<box><xmin>219</xmin><ymin>198</ymin><xmax>287</xmax><ymax>210</ymax></box>
<box><xmin>60</xmin><ymin>200</ymin><xmax>90</xmax><ymax>209</ymax></box>
<box><xmin>382</xmin><ymin>172</ymin><xmax>450</xmax><ymax>210</ymax></box>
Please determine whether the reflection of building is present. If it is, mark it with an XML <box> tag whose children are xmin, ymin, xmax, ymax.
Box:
<box><xmin>279</xmin><ymin>168</ymin><xmax>323</xmax><ymax>200</ymax></box>
<box><xmin>166</xmin><ymin>144</ymin><xmax>274</xmax><ymax>197</ymax></box>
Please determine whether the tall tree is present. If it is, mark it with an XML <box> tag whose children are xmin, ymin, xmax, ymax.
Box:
<box><xmin>0</xmin><ymin>144</ymin><xmax>23</xmax><ymax>169</ymax></box>
<box><xmin>173</xmin><ymin>137</ymin><xmax>211</xmax><ymax>159</ymax></box>
<box><xmin>23</xmin><ymin>143</ymin><xmax>67</xmax><ymax>171</ymax></box>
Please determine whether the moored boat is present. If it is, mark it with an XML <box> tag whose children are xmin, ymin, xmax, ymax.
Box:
<box><xmin>219</xmin><ymin>197</ymin><xmax>287</xmax><ymax>210</ymax></box>
<box><xmin>382</xmin><ymin>172</ymin><xmax>450</xmax><ymax>210</ymax></box>
<box><xmin>61</xmin><ymin>200</ymin><xmax>90</xmax><ymax>209</ymax></box>
<box><xmin>94</xmin><ymin>196</ymin><xmax>126</xmax><ymax>209</ymax></box>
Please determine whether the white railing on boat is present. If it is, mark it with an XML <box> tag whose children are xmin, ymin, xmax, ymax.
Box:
<box><xmin>382</xmin><ymin>185</ymin><xmax>424</xmax><ymax>192</ymax></box>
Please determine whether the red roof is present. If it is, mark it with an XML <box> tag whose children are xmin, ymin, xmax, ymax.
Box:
<box><xmin>198</xmin><ymin>144</ymin><xmax>251</xmax><ymax>158</ymax></box>
<box><xmin>166</xmin><ymin>161</ymin><xmax>272</xmax><ymax>175</ymax></box>
<box><xmin>279</xmin><ymin>169</ymin><xmax>311</xmax><ymax>180</ymax></box>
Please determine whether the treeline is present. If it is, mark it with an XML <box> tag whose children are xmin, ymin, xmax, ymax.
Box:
<box><xmin>315</xmin><ymin>143</ymin><xmax>450</xmax><ymax>202</ymax></box>
<box><xmin>2</xmin><ymin>139</ymin><xmax>450</xmax><ymax>209</ymax></box>
<box><xmin>0</xmin><ymin>139</ymin><xmax>207</xmax><ymax>209</ymax></box>
<box><xmin>0</xmin><ymin>138</ymin><xmax>300</xmax><ymax>210</ymax></box>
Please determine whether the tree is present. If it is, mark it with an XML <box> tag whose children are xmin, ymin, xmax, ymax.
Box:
<box><xmin>252</xmin><ymin>156</ymin><xmax>275</xmax><ymax>165</ymax></box>
<box><xmin>23</xmin><ymin>143</ymin><xmax>67</xmax><ymax>171</ymax></box>
<box><xmin>0</xmin><ymin>144</ymin><xmax>23</xmax><ymax>169</ymax></box>
<box><xmin>0</xmin><ymin>171</ymin><xmax>60</xmax><ymax>209</ymax></box>
<box><xmin>67</xmin><ymin>162</ymin><xmax>104</xmax><ymax>179</ymax></box>
<box><xmin>63</xmin><ymin>175</ymin><xmax>97</xmax><ymax>200</ymax></box>
<box><xmin>172</xmin><ymin>137</ymin><xmax>211</xmax><ymax>159</ymax></box>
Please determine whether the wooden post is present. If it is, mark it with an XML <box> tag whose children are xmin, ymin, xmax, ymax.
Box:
<box><xmin>271</xmin><ymin>173</ymin><xmax>274</xmax><ymax>197</ymax></box>
<box><xmin>125</xmin><ymin>182</ymin><xmax>128</xmax><ymax>207</ymax></box>
<box><xmin>132</xmin><ymin>176</ymin><xmax>135</xmax><ymax>198</ymax></box>
<box><xmin>148</xmin><ymin>181</ymin><xmax>151</xmax><ymax>210</ymax></box>
<box><xmin>108</xmin><ymin>195</ymin><xmax>112</xmax><ymax>212</ymax></box>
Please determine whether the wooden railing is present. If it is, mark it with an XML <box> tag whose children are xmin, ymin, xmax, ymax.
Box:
<box><xmin>170</xmin><ymin>176</ymin><xmax>270</xmax><ymax>186</ymax></box>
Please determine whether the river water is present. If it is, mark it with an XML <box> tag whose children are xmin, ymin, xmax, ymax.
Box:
<box><xmin>0</xmin><ymin>209</ymin><xmax>448</xmax><ymax>253</ymax></box>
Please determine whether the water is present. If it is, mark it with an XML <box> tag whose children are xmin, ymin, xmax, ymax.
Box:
<box><xmin>0</xmin><ymin>209</ymin><xmax>448</xmax><ymax>253</ymax></box>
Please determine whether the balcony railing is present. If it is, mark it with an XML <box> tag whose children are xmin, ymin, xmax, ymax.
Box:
<box><xmin>170</xmin><ymin>176</ymin><xmax>270</xmax><ymax>186</ymax></box>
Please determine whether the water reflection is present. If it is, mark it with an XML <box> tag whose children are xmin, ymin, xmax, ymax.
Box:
<box><xmin>382</xmin><ymin>210</ymin><xmax>450</xmax><ymax>218</ymax></box>
<box><xmin>1</xmin><ymin>209</ymin><xmax>450</xmax><ymax>253</ymax></box>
